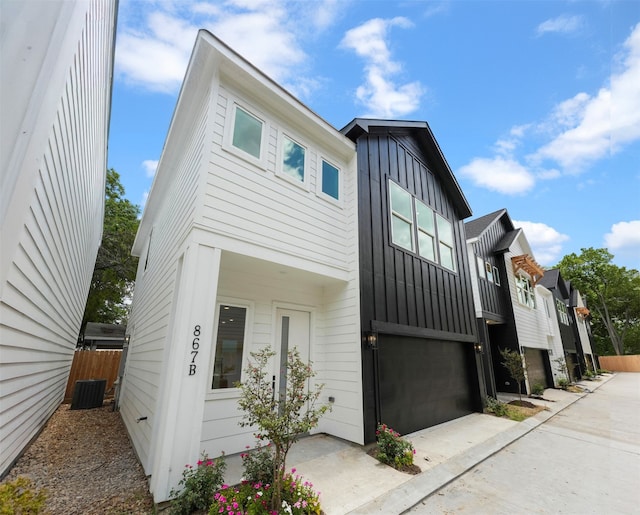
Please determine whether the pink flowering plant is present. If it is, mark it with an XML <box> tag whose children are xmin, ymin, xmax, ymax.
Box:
<box><xmin>375</xmin><ymin>424</ymin><xmax>415</xmax><ymax>469</ymax></box>
<box><xmin>208</xmin><ymin>469</ymin><xmax>321</xmax><ymax>515</ymax></box>
<box><xmin>169</xmin><ymin>453</ymin><xmax>226</xmax><ymax>515</ymax></box>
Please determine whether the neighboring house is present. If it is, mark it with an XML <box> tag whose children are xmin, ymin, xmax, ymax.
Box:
<box><xmin>538</xmin><ymin>269</ymin><xmax>584</xmax><ymax>382</ymax></box>
<box><xmin>535</xmin><ymin>285</ymin><xmax>568</xmax><ymax>386</ymax></box>
<box><xmin>465</xmin><ymin>209</ymin><xmax>562</xmax><ymax>396</ymax></box>
<box><xmin>341</xmin><ymin>119</ymin><xmax>484</xmax><ymax>442</ymax></box>
<box><xmin>118</xmin><ymin>31</ymin><xmax>361</xmax><ymax>503</ymax></box>
<box><xmin>81</xmin><ymin>323</ymin><xmax>127</xmax><ymax>350</ymax></box>
<box><xmin>569</xmin><ymin>283</ymin><xmax>598</xmax><ymax>372</ymax></box>
<box><xmin>0</xmin><ymin>0</ymin><xmax>117</xmax><ymax>477</ymax></box>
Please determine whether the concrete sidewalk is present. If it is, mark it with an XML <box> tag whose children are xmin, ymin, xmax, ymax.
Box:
<box><xmin>282</xmin><ymin>374</ymin><xmax>615</xmax><ymax>515</ymax></box>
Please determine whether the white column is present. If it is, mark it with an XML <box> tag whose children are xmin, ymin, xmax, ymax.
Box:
<box><xmin>149</xmin><ymin>243</ymin><xmax>221</xmax><ymax>502</ymax></box>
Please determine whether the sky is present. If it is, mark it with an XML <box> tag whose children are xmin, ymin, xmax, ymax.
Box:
<box><xmin>108</xmin><ymin>0</ymin><xmax>640</xmax><ymax>270</ymax></box>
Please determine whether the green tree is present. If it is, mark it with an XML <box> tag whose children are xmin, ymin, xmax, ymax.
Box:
<box><xmin>81</xmin><ymin>169</ymin><xmax>140</xmax><ymax>332</ymax></box>
<box><xmin>236</xmin><ymin>347</ymin><xmax>330</xmax><ymax>511</ymax></box>
<box><xmin>556</xmin><ymin>248</ymin><xmax>640</xmax><ymax>355</ymax></box>
<box><xmin>500</xmin><ymin>348</ymin><xmax>526</xmax><ymax>402</ymax></box>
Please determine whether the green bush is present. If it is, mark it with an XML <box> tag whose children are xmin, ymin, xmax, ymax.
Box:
<box><xmin>0</xmin><ymin>476</ymin><xmax>47</xmax><ymax>515</ymax></box>
<box><xmin>375</xmin><ymin>424</ymin><xmax>415</xmax><ymax>469</ymax></box>
<box><xmin>169</xmin><ymin>453</ymin><xmax>226</xmax><ymax>515</ymax></box>
<box><xmin>596</xmin><ymin>369</ymin><xmax>611</xmax><ymax>375</ymax></box>
<box><xmin>530</xmin><ymin>383</ymin><xmax>545</xmax><ymax>396</ymax></box>
<box><xmin>485</xmin><ymin>396</ymin><xmax>508</xmax><ymax>417</ymax></box>
<box><xmin>557</xmin><ymin>377</ymin><xmax>570</xmax><ymax>389</ymax></box>
<box><xmin>241</xmin><ymin>442</ymin><xmax>274</xmax><ymax>485</ymax></box>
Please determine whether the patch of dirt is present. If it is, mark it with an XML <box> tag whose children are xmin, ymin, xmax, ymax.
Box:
<box><xmin>1</xmin><ymin>402</ymin><xmax>154</xmax><ymax>514</ymax></box>
<box><xmin>508</xmin><ymin>400</ymin><xmax>537</xmax><ymax>408</ymax></box>
<box><xmin>366</xmin><ymin>447</ymin><xmax>421</xmax><ymax>475</ymax></box>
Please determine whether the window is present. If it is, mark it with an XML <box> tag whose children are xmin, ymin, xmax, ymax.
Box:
<box><xmin>211</xmin><ymin>305</ymin><xmax>247</xmax><ymax>389</ymax></box>
<box><xmin>232</xmin><ymin>106</ymin><xmax>263</xmax><ymax>159</ymax></box>
<box><xmin>516</xmin><ymin>275</ymin><xmax>536</xmax><ymax>308</ymax></box>
<box><xmin>477</xmin><ymin>256</ymin><xmax>485</xmax><ymax>279</ymax></box>
<box><xmin>493</xmin><ymin>266</ymin><xmax>500</xmax><ymax>286</ymax></box>
<box><xmin>485</xmin><ymin>262</ymin><xmax>494</xmax><ymax>283</ymax></box>
<box><xmin>437</xmin><ymin>214</ymin><xmax>455</xmax><ymax>271</ymax></box>
<box><xmin>321</xmin><ymin>159</ymin><xmax>340</xmax><ymax>200</ymax></box>
<box><xmin>390</xmin><ymin>182</ymin><xmax>414</xmax><ymax>251</ymax></box>
<box><xmin>416</xmin><ymin>200</ymin><xmax>436</xmax><ymax>261</ymax></box>
<box><xmin>556</xmin><ymin>299</ymin><xmax>569</xmax><ymax>325</ymax></box>
<box><xmin>281</xmin><ymin>135</ymin><xmax>305</xmax><ymax>183</ymax></box>
<box><xmin>387</xmin><ymin>181</ymin><xmax>456</xmax><ymax>271</ymax></box>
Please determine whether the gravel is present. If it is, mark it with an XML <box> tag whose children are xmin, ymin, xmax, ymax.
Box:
<box><xmin>2</xmin><ymin>402</ymin><xmax>154</xmax><ymax>514</ymax></box>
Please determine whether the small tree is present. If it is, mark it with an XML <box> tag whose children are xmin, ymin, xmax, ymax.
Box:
<box><xmin>236</xmin><ymin>347</ymin><xmax>330</xmax><ymax>511</ymax></box>
<box><xmin>500</xmin><ymin>348</ymin><xmax>526</xmax><ymax>402</ymax></box>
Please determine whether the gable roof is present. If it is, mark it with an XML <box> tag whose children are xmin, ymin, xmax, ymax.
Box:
<box><xmin>464</xmin><ymin>208</ymin><xmax>512</xmax><ymax>241</ymax></box>
<box><xmin>341</xmin><ymin>118</ymin><xmax>472</xmax><ymax>219</ymax></box>
<box><xmin>538</xmin><ymin>268</ymin><xmax>570</xmax><ymax>299</ymax></box>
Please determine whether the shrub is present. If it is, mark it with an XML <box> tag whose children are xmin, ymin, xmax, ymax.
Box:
<box><xmin>597</xmin><ymin>369</ymin><xmax>611</xmax><ymax>375</ymax></box>
<box><xmin>500</xmin><ymin>348</ymin><xmax>526</xmax><ymax>402</ymax></box>
<box><xmin>375</xmin><ymin>424</ymin><xmax>415</xmax><ymax>469</ymax></box>
<box><xmin>583</xmin><ymin>370</ymin><xmax>595</xmax><ymax>380</ymax></box>
<box><xmin>209</xmin><ymin>470</ymin><xmax>321</xmax><ymax>515</ymax></box>
<box><xmin>0</xmin><ymin>476</ymin><xmax>47</xmax><ymax>515</ymax></box>
<box><xmin>485</xmin><ymin>396</ymin><xmax>508</xmax><ymax>417</ymax></box>
<box><xmin>530</xmin><ymin>383</ymin><xmax>545</xmax><ymax>396</ymax></box>
<box><xmin>557</xmin><ymin>377</ymin><xmax>570</xmax><ymax>390</ymax></box>
<box><xmin>169</xmin><ymin>453</ymin><xmax>226</xmax><ymax>515</ymax></box>
<box><xmin>242</xmin><ymin>442</ymin><xmax>275</xmax><ymax>485</ymax></box>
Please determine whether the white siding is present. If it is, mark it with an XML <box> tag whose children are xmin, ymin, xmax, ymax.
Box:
<box><xmin>119</xmin><ymin>87</ymin><xmax>210</xmax><ymax>472</ymax></box>
<box><xmin>574</xmin><ymin>291</ymin><xmax>596</xmax><ymax>369</ymax></box>
<box><xmin>0</xmin><ymin>0</ymin><xmax>116</xmax><ymax>476</ymax></box>
<box><xmin>536</xmin><ymin>287</ymin><xmax>567</xmax><ymax>385</ymax></box>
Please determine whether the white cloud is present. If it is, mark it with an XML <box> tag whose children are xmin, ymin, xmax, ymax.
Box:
<box><xmin>513</xmin><ymin>220</ymin><xmax>570</xmax><ymax>265</ymax></box>
<box><xmin>459</xmin><ymin>22</ymin><xmax>640</xmax><ymax>194</ymax></box>
<box><xmin>605</xmin><ymin>220</ymin><xmax>640</xmax><ymax>250</ymax></box>
<box><xmin>341</xmin><ymin>17</ymin><xmax>423</xmax><ymax>118</ymax></box>
<box><xmin>536</xmin><ymin>15</ymin><xmax>585</xmax><ymax>36</ymax></box>
<box><xmin>115</xmin><ymin>1</ymin><xmax>344</xmax><ymax>96</ymax></box>
<box><xmin>534</xmin><ymin>23</ymin><xmax>640</xmax><ymax>172</ymax></box>
<box><xmin>142</xmin><ymin>160</ymin><xmax>159</xmax><ymax>178</ymax></box>
<box><xmin>458</xmin><ymin>157</ymin><xmax>535</xmax><ymax>195</ymax></box>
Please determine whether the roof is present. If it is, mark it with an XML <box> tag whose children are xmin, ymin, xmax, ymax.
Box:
<box><xmin>341</xmin><ymin>118</ymin><xmax>473</xmax><ymax>219</ymax></box>
<box><xmin>84</xmin><ymin>323</ymin><xmax>126</xmax><ymax>340</ymax></box>
<box><xmin>494</xmin><ymin>228</ymin><xmax>521</xmax><ymax>253</ymax></box>
<box><xmin>464</xmin><ymin>208</ymin><xmax>511</xmax><ymax>241</ymax></box>
<box><xmin>538</xmin><ymin>268</ymin><xmax>570</xmax><ymax>299</ymax></box>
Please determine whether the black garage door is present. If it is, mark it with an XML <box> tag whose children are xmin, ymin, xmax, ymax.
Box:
<box><xmin>523</xmin><ymin>347</ymin><xmax>552</xmax><ymax>389</ymax></box>
<box><xmin>377</xmin><ymin>335</ymin><xmax>478</xmax><ymax>436</ymax></box>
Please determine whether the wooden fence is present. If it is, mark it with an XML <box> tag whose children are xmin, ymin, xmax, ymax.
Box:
<box><xmin>598</xmin><ymin>355</ymin><xmax>640</xmax><ymax>372</ymax></box>
<box><xmin>63</xmin><ymin>350</ymin><xmax>122</xmax><ymax>403</ymax></box>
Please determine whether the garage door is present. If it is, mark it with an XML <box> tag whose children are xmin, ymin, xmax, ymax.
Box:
<box><xmin>523</xmin><ymin>347</ymin><xmax>553</xmax><ymax>389</ymax></box>
<box><xmin>378</xmin><ymin>335</ymin><xmax>478</xmax><ymax>436</ymax></box>
<box><xmin>523</xmin><ymin>347</ymin><xmax>551</xmax><ymax>389</ymax></box>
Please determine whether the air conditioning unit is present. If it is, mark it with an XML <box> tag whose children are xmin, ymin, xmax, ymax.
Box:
<box><xmin>70</xmin><ymin>379</ymin><xmax>106</xmax><ymax>410</ymax></box>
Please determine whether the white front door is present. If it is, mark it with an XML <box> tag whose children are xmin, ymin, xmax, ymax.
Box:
<box><xmin>275</xmin><ymin>308</ymin><xmax>311</xmax><ymax>411</ymax></box>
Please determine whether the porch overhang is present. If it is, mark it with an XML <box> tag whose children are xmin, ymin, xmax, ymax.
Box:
<box><xmin>511</xmin><ymin>254</ymin><xmax>544</xmax><ymax>285</ymax></box>
<box><xmin>576</xmin><ymin>306</ymin><xmax>590</xmax><ymax>318</ymax></box>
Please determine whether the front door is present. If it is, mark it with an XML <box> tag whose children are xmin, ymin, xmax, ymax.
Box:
<box><xmin>275</xmin><ymin>308</ymin><xmax>311</xmax><ymax>411</ymax></box>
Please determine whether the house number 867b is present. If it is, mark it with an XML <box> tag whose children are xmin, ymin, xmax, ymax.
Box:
<box><xmin>188</xmin><ymin>325</ymin><xmax>201</xmax><ymax>376</ymax></box>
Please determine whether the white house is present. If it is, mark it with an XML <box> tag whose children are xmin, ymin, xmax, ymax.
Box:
<box><xmin>571</xmin><ymin>288</ymin><xmax>598</xmax><ymax>372</ymax></box>
<box><xmin>117</xmin><ymin>31</ymin><xmax>362</xmax><ymax>503</ymax></box>
<box><xmin>0</xmin><ymin>0</ymin><xmax>117</xmax><ymax>477</ymax></box>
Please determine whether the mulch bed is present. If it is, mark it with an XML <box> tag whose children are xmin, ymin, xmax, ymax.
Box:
<box><xmin>366</xmin><ymin>447</ymin><xmax>421</xmax><ymax>475</ymax></box>
<box><xmin>1</xmin><ymin>402</ymin><xmax>154</xmax><ymax>514</ymax></box>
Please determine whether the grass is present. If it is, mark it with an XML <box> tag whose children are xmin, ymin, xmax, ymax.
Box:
<box><xmin>503</xmin><ymin>403</ymin><xmax>546</xmax><ymax>421</ymax></box>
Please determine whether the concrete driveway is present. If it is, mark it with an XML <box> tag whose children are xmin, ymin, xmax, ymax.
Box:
<box><xmin>409</xmin><ymin>372</ymin><xmax>640</xmax><ymax>514</ymax></box>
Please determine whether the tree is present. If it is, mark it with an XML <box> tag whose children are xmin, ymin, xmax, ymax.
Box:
<box><xmin>556</xmin><ymin>248</ymin><xmax>640</xmax><ymax>355</ymax></box>
<box><xmin>235</xmin><ymin>347</ymin><xmax>330</xmax><ymax>511</ymax></box>
<box><xmin>500</xmin><ymin>348</ymin><xmax>526</xmax><ymax>402</ymax></box>
<box><xmin>81</xmin><ymin>169</ymin><xmax>140</xmax><ymax>333</ymax></box>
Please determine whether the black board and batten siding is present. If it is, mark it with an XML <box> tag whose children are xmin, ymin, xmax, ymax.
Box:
<box><xmin>345</xmin><ymin>122</ymin><xmax>482</xmax><ymax>442</ymax></box>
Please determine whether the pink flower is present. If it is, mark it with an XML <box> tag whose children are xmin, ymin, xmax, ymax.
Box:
<box><xmin>197</xmin><ymin>460</ymin><xmax>203</xmax><ymax>466</ymax></box>
<box><xmin>291</xmin><ymin>467</ymin><xmax>296</xmax><ymax>474</ymax></box>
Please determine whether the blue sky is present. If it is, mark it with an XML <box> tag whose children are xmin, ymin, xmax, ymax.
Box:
<box><xmin>108</xmin><ymin>0</ymin><xmax>640</xmax><ymax>270</ymax></box>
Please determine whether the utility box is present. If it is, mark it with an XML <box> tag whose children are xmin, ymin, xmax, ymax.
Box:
<box><xmin>70</xmin><ymin>379</ymin><xmax>106</xmax><ymax>410</ymax></box>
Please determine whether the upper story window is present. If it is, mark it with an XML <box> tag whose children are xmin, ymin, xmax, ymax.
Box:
<box><xmin>493</xmin><ymin>266</ymin><xmax>501</xmax><ymax>286</ymax></box>
<box><xmin>321</xmin><ymin>159</ymin><xmax>340</xmax><ymax>200</ymax></box>
<box><xmin>516</xmin><ymin>274</ymin><xmax>536</xmax><ymax>308</ymax></box>
<box><xmin>211</xmin><ymin>304</ymin><xmax>248</xmax><ymax>389</ymax></box>
<box><xmin>390</xmin><ymin>182</ymin><xmax>414</xmax><ymax>251</ymax></box>
<box><xmin>485</xmin><ymin>262</ymin><xmax>494</xmax><ymax>283</ymax></box>
<box><xmin>232</xmin><ymin>105</ymin><xmax>263</xmax><ymax>160</ymax></box>
<box><xmin>556</xmin><ymin>299</ymin><xmax>570</xmax><ymax>325</ymax></box>
<box><xmin>281</xmin><ymin>135</ymin><xmax>306</xmax><ymax>183</ymax></box>
<box><xmin>476</xmin><ymin>256</ymin><xmax>485</xmax><ymax>279</ymax></box>
<box><xmin>388</xmin><ymin>180</ymin><xmax>456</xmax><ymax>271</ymax></box>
